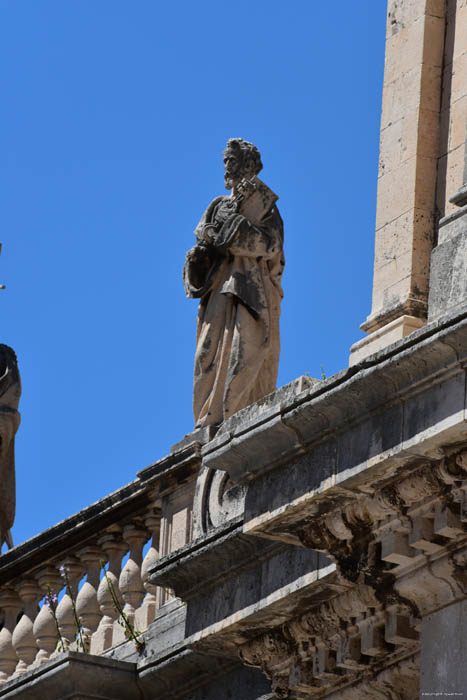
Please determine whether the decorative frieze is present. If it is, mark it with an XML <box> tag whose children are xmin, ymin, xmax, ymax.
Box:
<box><xmin>232</xmin><ymin>445</ymin><xmax>466</xmax><ymax>697</ymax></box>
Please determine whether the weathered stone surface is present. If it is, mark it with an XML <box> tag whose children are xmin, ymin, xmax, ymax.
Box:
<box><xmin>421</xmin><ymin>599</ymin><xmax>467</xmax><ymax>696</ymax></box>
<box><xmin>237</xmin><ymin>442</ymin><xmax>466</xmax><ymax>697</ymax></box>
<box><xmin>1</xmin><ymin>3</ymin><xmax>467</xmax><ymax>698</ymax></box>
<box><xmin>204</xmin><ymin>310</ymin><xmax>467</xmax><ymax>488</ymax></box>
<box><xmin>354</xmin><ymin>0</ymin><xmax>446</xmax><ymax>360</ymax></box>
<box><xmin>326</xmin><ymin>659</ymin><xmax>420</xmax><ymax>700</ymax></box>
<box><xmin>352</xmin><ymin>0</ymin><xmax>467</xmax><ymax>362</ymax></box>
<box><xmin>438</xmin><ymin>4</ymin><xmax>467</xmax><ymax>218</ymax></box>
<box><xmin>138</xmin><ymin>649</ymin><xmax>272</xmax><ymax>700</ymax></box>
<box><xmin>105</xmin><ymin>597</ymin><xmax>186</xmax><ymax>663</ymax></box>
<box><xmin>0</xmin><ymin>645</ymin><xmax>272</xmax><ymax>700</ymax></box>
<box><xmin>450</xmin><ymin>182</ymin><xmax>467</xmax><ymax>207</ymax></box>
<box><xmin>170</xmin><ymin>425</ymin><xmax>218</xmax><ymax>454</ymax></box>
<box><xmin>149</xmin><ymin>515</ymin><xmax>335</xmax><ymax>662</ymax></box>
<box><xmin>429</xmin><ymin>115</ymin><xmax>467</xmax><ymax>320</ymax></box>
<box><xmin>0</xmin><ymin>652</ymin><xmax>138</xmax><ymax>699</ymax></box>
<box><xmin>428</xmin><ymin>217</ymin><xmax>467</xmax><ymax>321</ymax></box>
<box><xmin>184</xmin><ymin>138</ymin><xmax>285</xmax><ymax>428</ymax></box>
<box><xmin>192</xmin><ymin>466</ymin><xmax>246</xmax><ymax>538</ymax></box>
<box><xmin>183</xmin><ymin>666</ymin><xmax>274</xmax><ymax>700</ymax></box>
<box><xmin>150</xmin><ymin>519</ymin><xmax>286</xmax><ymax>603</ymax></box>
<box><xmin>349</xmin><ymin>314</ymin><xmax>425</xmax><ymax>365</ymax></box>
<box><xmin>0</xmin><ymin>306</ymin><xmax>465</xmax><ymax>699</ymax></box>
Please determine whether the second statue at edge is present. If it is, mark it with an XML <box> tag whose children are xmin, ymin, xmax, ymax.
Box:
<box><xmin>184</xmin><ymin>138</ymin><xmax>285</xmax><ymax>428</ymax></box>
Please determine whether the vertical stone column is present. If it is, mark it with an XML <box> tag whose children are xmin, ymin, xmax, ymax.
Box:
<box><xmin>350</xmin><ymin>0</ymin><xmax>446</xmax><ymax>365</ymax></box>
<box><xmin>75</xmin><ymin>545</ymin><xmax>104</xmax><ymax>650</ymax></box>
<box><xmin>157</xmin><ymin>479</ymin><xmax>195</xmax><ymax>607</ymax></box>
<box><xmin>429</xmin><ymin>123</ymin><xmax>467</xmax><ymax>319</ymax></box>
<box><xmin>139</xmin><ymin>502</ymin><xmax>161</xmax><ymax>629</ymax></box>
<box><xmin>94</xmin><ymin>528</ymin><xmax>127</xmax><ymax>653</ymax></box>
<box><xmin>436</xmin><ymin>0</ymin><xmax>467</xmax><ymax>219</ymax></box>
<box><xmin>428</xmin><ymin>0</ymin><xmax>467</xmax><ymax>320</ymax></box>
<box><xmin>0</xmin><ymin>588</ymin><xmax>21</xmax><ymax>682</ymax></box>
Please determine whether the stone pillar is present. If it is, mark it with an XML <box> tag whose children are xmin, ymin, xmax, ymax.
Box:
<box><xmin>157</xmin><ymin>479</ymin><xmax>195</xmax><ymax>607</ymax></box>
<box><xmin>350</xmin><ymin>0</ymin><xmax>446</xmax><ymax>365</ymax></box>
<box><xmin>428</xmin><ymin>125</ymin><xmax>467</xmax><ymax>320</ymax></box>
<box><xmin>436</xmin><ymin>0</ymin><xmax>467</xmax><ymax>220</ymax></box>
<box><xmin>426</xmin><ymin>0</ymin><xmax>467</xmax><ymax>320</ymax></box>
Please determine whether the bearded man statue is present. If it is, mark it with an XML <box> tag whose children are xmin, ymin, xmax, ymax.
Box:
<box><xmin>183</xmin><ymin>138</ymin><xmax>285</xmax><ymax>428</ymax></box>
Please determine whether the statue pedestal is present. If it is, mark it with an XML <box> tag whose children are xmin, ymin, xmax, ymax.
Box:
<box><xmin>428</xmin><ymin>201</ymin><xmax>467</xmax><ymax>322</ymax></box>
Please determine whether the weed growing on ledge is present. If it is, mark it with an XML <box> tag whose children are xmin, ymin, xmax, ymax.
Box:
<box><xmin>44</xmin><ymin>585</ymin><xmax>66</xmax><ymax>653</ymax></box>
<box><xmin>100</xmin><ymin>561</ymin><xmax>145</xmax><ymax>653</ymax></box>
<box><xmin>44</xmin><ymin>565</ymin><xmax>87</xmax><ymax>652</ymax></box>
<box><xmin>59</xmin><ymin>565</ymin><xmax>88</xmax><ymax>652</ymax></box>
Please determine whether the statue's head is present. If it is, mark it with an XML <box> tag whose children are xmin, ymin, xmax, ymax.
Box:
<box><xmin>223</xmin><ymin>138</ymin><xmax>263</xmax><ymax>190</ymax></box>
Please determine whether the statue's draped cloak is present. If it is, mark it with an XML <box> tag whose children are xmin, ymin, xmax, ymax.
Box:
<box><xmin>184</xmin><ymin>196</ymin><xmax>284</xmax><ymax>427</ymax></box>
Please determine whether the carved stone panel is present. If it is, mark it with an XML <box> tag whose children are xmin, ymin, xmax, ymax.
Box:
<box><xmin>192</xmin><ymin>466</ymin><xmax>246</xmax><ymax>538</ymax></box>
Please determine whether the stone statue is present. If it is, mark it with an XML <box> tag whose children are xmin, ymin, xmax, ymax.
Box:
<box><xmin>183</xmin><ymin>138</ymin><xmax>285</xmax><ymax>427</ymax></box>
<box><xmin>0</xmin><ymin>345</ymin><xmax>21</xmax><ymax>550</ymax></box>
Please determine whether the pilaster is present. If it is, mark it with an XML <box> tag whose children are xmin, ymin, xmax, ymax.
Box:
<box><xmin>428</xmin><ymin>121</ymin><xmax>467</xmax><ymax>319</ymax></box>
<box><xmin>350</xmin><ymin>0</ymin><xmax>446</xmax><ymax>365</ymax></box>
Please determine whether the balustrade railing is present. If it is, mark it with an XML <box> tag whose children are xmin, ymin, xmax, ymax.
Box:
<box><xmin>0</xmin><ymin>523</ymin><xmax>154</xmax><ymax>683</ymax></box>
<box><xmin>0</xmin><ymin>447</ymin><xmax>196</xmax><ymax>687</ymax></box>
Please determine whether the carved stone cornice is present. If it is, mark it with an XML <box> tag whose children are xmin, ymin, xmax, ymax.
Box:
<box><xmin>149</xmin><ymin>519</ymin><xmax>285</xmax><ymax>601</ymax></box>
<box><xmin>202</xmin><ymin>309</ymin><xmax>467</xmax><ymax>483</ymax></box>
<box><xmin>231</xmin><ymin>446</ymin><xmax>466</xmax><ymax>697</ymax></box>
<box><xmin>238</xmin><ymin>586</ymin><xmax>420</xmax><ymax>699</ymax></box>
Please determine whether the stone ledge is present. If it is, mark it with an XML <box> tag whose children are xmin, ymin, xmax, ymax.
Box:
<box><xmin>437</xmin><ymin>202</ymin><xmax>467</xmax><ymax>244</ymax></box>
<box><xmin>359</xmin><ymin>298</ymin><xmax>427</xmax><ymax>335</ymax></box>
<box><xmin>0</xmin><ymin>436</ymin><xmax>206</xmax><ymax>585</ymax></box>
<box><xmin>137</xmin><ymin>651</ymin><xmax>272</xmax><ymax>700</ymax></box>
<box><xmin>449</xmin><ymin>183</ymin><xmax>467</xmax><ymax>208</ymax></box>
<box><xmin>149</xmin><ymin>517</ymin><xmax>322</xmax><ymax>604</ymax></box>
<box><xmin>349</xmin><ymin>314</ymin><xmax>425</xmax><ymax>366</ymax></box>
<box><xmin>0</xmin><ymin>652</ymin><xmax>138</xmax><ymax>700</ymax></box>
<box><xmin>202</xmin><ymin>308</ymin><xmax>467</xmax><ymax>484</ymax></box>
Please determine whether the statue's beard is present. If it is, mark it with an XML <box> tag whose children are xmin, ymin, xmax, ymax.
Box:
<box><xmin>224</xmin><ymin>170</ymin><xmax>241</xmax><ymax>190</ymax></box>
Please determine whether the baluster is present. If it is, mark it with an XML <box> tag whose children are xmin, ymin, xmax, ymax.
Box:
<box><xmin>11</xmin><ymin>580</ymin><xmax>41</xmax><ymax>675</ymax></box>
<box><xmin>115</xmin><ymin>522</ymin><xmax>148</xmax><ymax>645</ymax></box>
<box><xmin>94</xmin><ymin>528</ymin><xmax>127</xmax><ymax>653</ymax></box>
<box><xmin>32</xmin><ymin>566</ymin><xmax>62</xmax><ymax>665</ymax></box>
<box><xmin>55</xmin><ymin>557</ymin><xmax>83</xmax><ymax>651</ymax></box>
<box><xmin>139</xmin><ymin>506</ymin><xmax>161</xmax><ymax>630</ymax></box>
<box><xmin>75</xmin><ymin>545</ymin><xmax>103</xmax><ymax>651</ymax></box>
<box><xmin>0</xmin><ymin>587</ymin><xmax>21</xmax><ymax>683</ymax></box>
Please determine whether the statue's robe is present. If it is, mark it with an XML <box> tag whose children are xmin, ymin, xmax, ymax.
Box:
<box><xmin>184</xmin><ymin>195</ymin><xmax>284</xmax><ymax>427</ymax></box>
<box><xmin>0</xmin><ymin>345</ymin><xmax>21</xmax><ymax>549</ymax></box>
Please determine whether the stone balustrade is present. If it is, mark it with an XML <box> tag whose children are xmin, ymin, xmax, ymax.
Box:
<box><xmin>0</xmin><ymin>441</ymin><xmax>203</xmax><ymax>688</ymax></box>
<box><xmin>0</xmin><ymin>521</ymin><xmax>155</xmax><ymax>684</ymax></box>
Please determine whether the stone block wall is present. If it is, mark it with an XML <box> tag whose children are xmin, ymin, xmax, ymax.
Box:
<box><xmin>438</xmin><ymin>0</ymin><xmax>467</xmax><ymax>218</ymax></box>
<box><xmin>351</xmin><ymin>0</ymin><xmax>467</xmax><ymax>364</ymax></box>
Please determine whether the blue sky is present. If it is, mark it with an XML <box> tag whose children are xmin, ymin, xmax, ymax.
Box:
<box><xmin>0</xmin><ymin>0</ymin><xmax>387</xmax><ymax>548</ymax></box>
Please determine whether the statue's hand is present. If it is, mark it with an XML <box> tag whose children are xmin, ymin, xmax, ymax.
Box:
<box><xmin>201</xmin><ymin>224</ymin><xmax>218</xmax><ymax>245</ymax></box>
<box><xmin>187</xmin><ymin>241</ymin><xmax>216</xmax><ymax>263</ymax></box>
<box><xmin>187</xmin><ymin>244</ymin><xmax>204</xmax><ymax>261</ymax></box>
<box><xmin>213</xmin><ymin>198</ymin><xmax>239</xmax><ymax>226</ymax></box>
<box><xmin>236</xmin><ymin>177</ymin><xmax>256</xmax><ymax>200</ymax></box>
